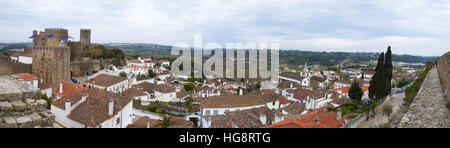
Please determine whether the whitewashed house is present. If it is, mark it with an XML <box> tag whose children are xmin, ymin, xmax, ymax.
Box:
<box><xmin>86</xmin><ymin>74</ymin><xmax>129</xmax><ymax>93</ymax></box>
<box><xmin>15</xmin><ymin>73</ymin><xmax>38</xmax><ymax>89</ymax></box>
<box><xmin>199</xmin><ymin>94</ymin><xmax>280</xmax><ymax>116</ymax></box>
<box><xmin>279</xmin><ymin>72</ymin><xmax>310</xmax><ymax>87</ymax></box>
<box><xmin>51</xmin><ymin>88</ymin><xmax>133</xmax><ymax>128</ymax></box>
<box><xmin>122</xmin><ymin>82</ymin><xmax>177</xmax><ymax>104</ymax></box>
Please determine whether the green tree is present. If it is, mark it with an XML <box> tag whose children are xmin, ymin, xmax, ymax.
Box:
<box><xmin>369</xmin><ymin>52</ymin><xmax>385</xmax><ymax>101</ymax></box>
<box><xmin>111</xmin><ymin>58</ymin><xmax>122</xmax><ymax>67</ymax></box>
<box><xmin>148</xmin><ymin>69</ymin><xmax>157</xmax><ymax>78</ymax></box>
<box><xmin>119</xmin><ymin>72</ymin><xmax>127</xmax><ymax>78</ymax></box>
<box><xmin>384</xmin><ymin>46</ymin><xmax>393</xmax><ymax>96</ymax></box>
<box><xmin>155</xmin><ymin>114</ymin><xmax>174</xmax><ymax>128</ymax></box>
<box><xmin>184</xmin><ymin>83</ymin><xmax>195</xmax><ymax>91</ymax></box>
<box><xmin>349</xmin><ymin>80</ymin><xmax>363</xmax><ymax>105</ymax></box>
<box><xmin>382</xmin><ymin>104</ymin><xmax>393</xmax><ymax>118</ymax></box>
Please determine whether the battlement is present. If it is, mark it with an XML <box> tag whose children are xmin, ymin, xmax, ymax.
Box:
<box><xmin>32</xmin><ymin>28</ymin><xmax>68</xmax><ymax>47</ymax></box>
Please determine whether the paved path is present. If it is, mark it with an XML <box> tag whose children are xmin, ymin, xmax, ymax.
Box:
<box><xmin>398</xmin><ymin>68</ymin><xmax>450</xmax><ymax>128</ymax></box>
<box><xmin>360</xmin><ymin>92</ymin><xmax>404</xmax><ymax>128</ymax></box>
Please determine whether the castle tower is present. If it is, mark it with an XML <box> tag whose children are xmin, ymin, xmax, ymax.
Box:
<box><xmin>32</xmin><ymin>28</ymin><xmax>71</xmax><ymax>87</ymax></box>
<box><xmin>80</xmin><ymin>29</ymin><xmax>91</xmax><ymax>45</ymax></box>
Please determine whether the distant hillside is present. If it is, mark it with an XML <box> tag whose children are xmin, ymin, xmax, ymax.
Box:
<box><xmin>103</xmin><ymin>43</ymin><xmax>172</xmax><ymax>56</ymax></box>
<box><xmin>101</xmin><ymin>43</ymin><xmax>438</xmax><ymax>65</ymax></box>
<box><xmin>0</xmin><ymin>43</ymin><xmax>31</xmax><ymax>52</ymax></box>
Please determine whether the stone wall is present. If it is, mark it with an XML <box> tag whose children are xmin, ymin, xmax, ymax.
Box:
<box><xmin>437</xmin><ymin>52</ymin><xmax>449</xmax><ymax>100</ymax></box>
<box><xmin>0</xmin><ymin>75</ymin><xmax>55</xmax><ymax>128</ymax></box>
<box><xmin>0</xmin><ymin>55</ymin><xmax>32</xmax><ymax>76</ymax></box>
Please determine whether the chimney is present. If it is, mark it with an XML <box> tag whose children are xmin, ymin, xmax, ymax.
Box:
<box><xmin>239</xmin><ymin>88</ymin><xmax>243</xmax><ymax>96</ymax></box>
<box><xmin>314</xmin><ymin>115</ymin><xmax>320</xmax><ymax>124</ymax></box>
<box><xmin>108</xmin><ymin>99</ymin><xmax>114</xmax><ymax>116</ymax></box>
<box><xmin>59</xmin><ymin>83</ymin><xmax>63</xmax><ymax>94</ymax></box>
<box><xmin>337</xmin><ymin>108</ymin><xmax>342</xmax><ymax>120</ymax></box>
<box><xmin>65</xmin><ymin>99</ymin><xmax>71</xmax><ymax>115</ymax></box>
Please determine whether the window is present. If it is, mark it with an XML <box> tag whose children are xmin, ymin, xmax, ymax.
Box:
<box><xmin>213</xmin><ymin>110</ymin><xmax>218</xmax><ymax>115</ymax></box>
<box><xmin>272</xmin><ymin>101</ymin><xmax>276</xmax><ymax>106</ymax></box>
<box><xmin>116</xmin><ymin>117</ymin><xmax>120</xmax><ymax>125</ymax></box>
<box><xmin>205</xmin><ymin>110</ymin><xmax>210</xmax><ymax>115</ymax></box>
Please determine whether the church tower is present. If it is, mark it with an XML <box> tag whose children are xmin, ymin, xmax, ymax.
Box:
<box><xmin>31</xmin><ymin>28</ymin><xmax>71</xmax><ymax>87</ymax></box>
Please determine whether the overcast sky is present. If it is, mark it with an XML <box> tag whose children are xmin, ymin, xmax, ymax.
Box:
<box><xmin>0</xmin><ymin>0</ymin><xmax>449</xmax><ymax>56</ymax></box>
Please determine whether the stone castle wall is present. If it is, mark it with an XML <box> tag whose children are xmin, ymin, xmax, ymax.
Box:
<box><xmin>437</xmin><ymin>52</ymin><xmax>450</xmax><ymax>100</ymax></box>
<box><xmin>0</xmin><ymin>75</ymin><xmax>55</xmax><ymax>128</ymax></box>
<box><xmin>0</xmin><ymin>55</ymin><xmax>32</xmax><ymax>76</ymax></box>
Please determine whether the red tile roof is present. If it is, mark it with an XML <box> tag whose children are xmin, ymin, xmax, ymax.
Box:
<box><xmin>52</xmin><ymin>88</ymin><xmax>133</xmax><ymax>127</ymax></box>
<box><xmin>53</xmin><ymin>81</ymin><xmax>86</xmax><ymax>97</ymax></box>
<box><xmin>265</xmin><ymin>110</ymin><xmax>345</xmax><ymax>128</ymax></box>
<box><xmin>331</xmin><ymin>86</ymin><xmax>368</xmax><ymax>94</ymax></box>
<box><xmin>262</xmin><ymin>89</ymin><xmax>276</xmax><ymax>95</ymax></box>
<box><xmin>278</xmin><ymin>96</ymin><xmax>290</xmax><ymax>105</ymax></box>
<box><xmin>87</xmin><ymin>74</ymin><xmax>128</xmax><ymax>87</ymax></box>
<box><xmin>16</xmin><ymin>73</ymin><xmax>38</xmax><ymax>81</ymax></box>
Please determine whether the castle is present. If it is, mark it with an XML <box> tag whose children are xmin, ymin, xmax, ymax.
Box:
<box><xmin>31</xmin><ymin>28</ymin><xmax>91</xmax><ymax>87</ymax></box>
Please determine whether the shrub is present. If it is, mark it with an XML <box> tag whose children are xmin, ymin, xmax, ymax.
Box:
<box><xmin>40</xmin><ymin>94</ymin><xmax>52</xmax><ymax>109</ymax></box>
<box><xmin>119</xmin><ymin>72</ymin><xmax>127</xmax><ymax>78</ymax></box>
<box><xmin>184</xmin><ymin>83</ymin><xmax>195</xmax><ymax>91</ymax></box>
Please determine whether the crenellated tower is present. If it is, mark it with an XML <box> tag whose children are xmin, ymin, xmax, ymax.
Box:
<box><xmin>31</xmin><ymin>28</ymin><xmax>71</xmax><ymax>87</ymax></box>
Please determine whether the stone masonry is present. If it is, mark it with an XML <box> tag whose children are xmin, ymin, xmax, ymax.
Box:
<box><xmin>0</xmin><ymin>75</ymin><xmax>55</xmax><ymax>128</ymax></box>
<box><xmin>437</xmin><ymin>52</ymin><xmax>449</xmax><ymax>101</ymax></box>
<box><xmin>398</xmin><ymin>68</ymin><xmax>450</xmax><ymax>128</ymax></box>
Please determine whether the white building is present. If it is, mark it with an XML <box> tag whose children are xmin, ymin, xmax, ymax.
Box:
<box><xmin>15</xmin><ymin>73</ymin><xmax>38</xmax><ymax>89</ymax></box>
<box><xmin>86</xmin><ymin>74</ymin><xmax>129</xmax><ymax>93</ymax></box>
<box><xmin>199</xmin><ymin>94</ymin><xmax>280</xmax><ymax>116</ymax></box>
<box><xmin>51</xmin><ymin>88</ymin><xmax>133</xmax><ymax>128</ymax></box>
<box><xmin>122</xmin><ymin>82</ymin><xmax>177</xmax><ymax>104</ymax></box>
<box><xmin>279</xmin><ymin>72</ymin><xmax>310</xmax><ymax>87</ymax></box>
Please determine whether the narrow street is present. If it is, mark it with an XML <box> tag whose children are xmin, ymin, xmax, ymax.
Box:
<box><xmin>360</xmin><ymin>92</ymin><xmax>405</xmax><ymax>128</ymax></box>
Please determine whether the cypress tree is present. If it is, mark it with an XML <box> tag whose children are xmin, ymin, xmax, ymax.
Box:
<box><xmin>369</xmin><ymin>52</ymin><xmax>385</xmax><ymax>101</ymax></box>
<box><xmin>384</xmin><ymin>46</ymin><xmax>393</xmax><ymax>96</ymax></box>
<box><xmin>349</xmin><ymin>80</ymin><xmax>363</xmax><ymax>104</ymax></box>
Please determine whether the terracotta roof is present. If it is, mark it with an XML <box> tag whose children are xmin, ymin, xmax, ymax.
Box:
<box><xmin>224</xmin><ymin>107</ymin><xmax>276</xmax><ymax>128</ymax></box>
<box><xmin>128</xmin><ymin>59</ymin><xmax>142</xmax><ymax>64</ymax></box>
<box><xmin>53</xmin><ymin>81</ymin><xmax>86</xmax><ymax>97</ymax></box>
<box><xmin>282</xmin><ymin>103</ymin><xmax>306</xmax><ymax>115</ymax></box>
<box><xmin>286</xmin><ymin>87</ymin><xmax>316</xmax><ymax>100</ymax></box>
<box><xmin>261</xmin><ymin>89</ymin><xmax>276</xmax><ymax>95</ymax></box>
<box><xmin>127</xmin><ymin>117</ymin><xmax>159</xmax><ymax>128</ymax></box>
<box><xmin>279</xmin><ymin>72</ymin><xmax>305</xmax><ymax>81</ymax></box>
<box><xmin>294</xmin><ymin>111</ymin><xmax>345</xmax><ymax>128</ymax></box>
<box><xmin>364</xmin><ymin>70</ymin><xmax>376</xmax><ymax>75</ymax></box>
<box><xmin>122</xmin><ymin>87</ymin><xmax>148</xmax><ymax>98</ymax></box>
<box><xmin>133</xmin><ymin>82</ymin><xmax>176</xmax><ymax>93</ymax></box>
<box><xmin>200</xmin><ymin>94</ymin><xmax>278</xmax><ymax>108</ymax></box>
<box><xmin>265</xmin><ymin>110</ymin><xmax>344</xmax><ymax>128</ymax></box>
<box><xmin>335</xmin><ymin>79</ymin><xmax>352</xmax><ymax>85</ymax></box>
<box><xmin>264</xmin><ymin>117</ymin><xmax>304</xmax><ymax>128</ymax></box>
<box><xmin>279</xmin><ymin>96</ymin><xmax>290</xmax><ymax>105</ymax></box>
<box><xmin>52</xmin><ymin>88</ymin><xmax>133</xmax><ymax>127</ymax></box>
<box><xmin>331</xmin><ymin>86</ymin><xmax>368</xmax><ymax>94</ymax></box>
<box><xmin>204</xmin><ymin>115</ymin><xmax>234</xmax><ymax>128</ymax></box>
<box><xmin>16</xmin><ymin>73</ymin><xmax>38</xmax><ymax>81</ymax></box>
<box><xmin>87</xmin><ymin>74</ymin><xmax>128</xmax><ymax>87</ymax></box>
<box><xmin>310</xmin><ymin>76</ymin><xmax>326</xmax><ymax>82</ymax></box>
